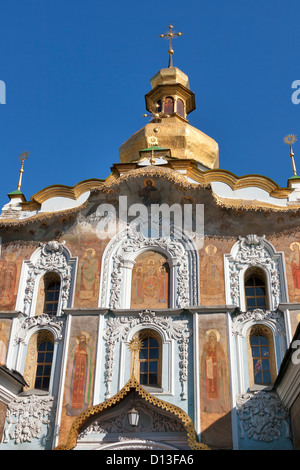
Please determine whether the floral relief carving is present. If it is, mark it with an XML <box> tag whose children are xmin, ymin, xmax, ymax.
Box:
<box><xmin>231</xmin><ymin>308</ymin><xmax>285</xmax><ymax>338</ymax></box>
<box><xmin>78</xmin><ymin>399</ymin><xmax>185</xmax><ymax>438</ymax></box>
<box><xmin>3</xmin><ymin>394</ymin><xmax>55</xmax><ymax>445</ymax></box>
<box><xmin>227</xmin><ymin>235</ymin><xmax>282</xmax><ymax>309</ymax></box>
<box><xmin>14</xmin><ymin>313</ymin><xmax>65</xmax><ymax>344</ymax></box>
<box><xmin>236</xmin><ymin>391</ymin><xmax>290</xmax><ymax>443</ymax></box>
<box><xmin>23</xmin><ymin>241</ymin><xmax>76</xmax><ymax>316</ymax></box>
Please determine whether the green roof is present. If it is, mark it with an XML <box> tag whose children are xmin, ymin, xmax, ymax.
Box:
<box><xmin>139</xmin><ymin>146</ymin><xmax>170</xmax><ymax>152</ymax></box>
<box><xmin>7</xmin><ymin>190</ymin><xmax>23</xmax><ymax>195</ymax></box>
<box><xmin>288</xmin><ymin>175</ymin><xmax>300</xmax><ymax>179</ymax></box>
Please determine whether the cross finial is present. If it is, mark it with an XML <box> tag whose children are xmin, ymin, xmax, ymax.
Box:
<box><xmin>284</xmin><ymin>134</ymin><xmax>297</xmax><ymax>176</ymax></box>
<box><xmin>159</xmin><ymin>24</ymin><xmax>183</xmax><ymax>68</ymax></box>
<box><xmin>17</xmin><ymin>151</ymin><xmax>29</xmax><ymax>191</ymax></box>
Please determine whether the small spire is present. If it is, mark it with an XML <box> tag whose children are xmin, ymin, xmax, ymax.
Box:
<box><xmin>159</xmin><ymin>24</ymin><xmax>183</xmax><ymax>68</ymax></box>
<box><xmin>284</xmin><ymin>134</ymin><xmax>297</xmax><ymax>176</ymax></box>
<box><xmin>17</xmin><ymin>151</ymin><xmax>29</xmax><ymax>191</ymax></box>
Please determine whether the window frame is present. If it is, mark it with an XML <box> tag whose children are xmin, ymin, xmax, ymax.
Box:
<box><xmin>247</xmin><ymin>324</ymin><xmax>277</xmax><ymax>387</ymax></box>
<box><xmin>243</xmin><ymin>267</ymin><xmax>270</xmax><ymax>312</ymax></box>
<box><xmin>130</xmin><ymin>329</ymin><xmax>163</xmax><ymax>389</ymax></box>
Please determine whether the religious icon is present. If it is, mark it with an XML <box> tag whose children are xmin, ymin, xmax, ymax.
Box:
<box><xmin>65</xmin><ymin>330</ymin><xmax>93</xmax><ymax>416</ymax></box>
<box><xmin>0</xmin><ymin>323</ymin><xmax>8</xmax><ymax>365</ymax></box>
<box><xmin>201</xmin><ymin>245</ymin><xmax>223</xmax><ymax>302</ymax></box>
<box><xmin>200</xmin><ymin>329</ymin><xmax>229</xmax><ymax>414</ymax></box>
<box><xmin>0</xmin><ymin>253</ymin><xmax>17</xmax><ymax>309</ymax></box>
<box><xmin>76</xmin><ymin>248</ymin><xmax>99</xmax><ymax>304</ymax></box>
<box><xmin>138</xmin><ymin>179</ymin><xmax>161</xmax><ymax>205</ymax></box>
<box><xmin>131</xmin><ymin>252</ymin><xmax>169</xmax><ymax>309</ymax></box>
<box><xmin>290</xmin><ymin>242</ymin><xmax>300</xmax><ymax>293</ymax></box>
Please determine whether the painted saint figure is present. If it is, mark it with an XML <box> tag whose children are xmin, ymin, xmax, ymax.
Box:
<box><xmin>76</xmin><ymin>248</ymin><xmax>99</xmax><ymax>304</ymax></box>
<box><xmin>65</xmin><ymin>331</ymin><xmax>93</xmax><ymax>416</ymax></box>
<box><xmin>200</xmin><ymin>329</ymin><xmax>230</xmax><ymax>414</ymax></box>
<box><xmin>290</xmin><ymin>242</ymin><xmax>300</xmax><ymax>291</ymax></box>
<box><xmin>138</xmin><ymin>179</ymin><xmax>161</xmax><ymax>206</ymax></box>
<box><xmin>0</xmin><ymin>253</ymin><xmax>17</xmax><ymax>308</ymax></box>
<box><xmin>131</xmin><ymin>251</ymin><xmax>169</xmax><ymax>309</ymax></box>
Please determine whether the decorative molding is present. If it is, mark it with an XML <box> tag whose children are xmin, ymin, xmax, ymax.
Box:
<box><xmin>55</xmin><ymin>375</ymin><xmax>209</xmax><ymax>450</ymax></box>
<box><xmin>78</xmin><ymin>399</ymin><xmax>186</xmax><ymax>437</ymax></box>
<box><xmin>14</xmin><ymin>313</ymin><xmax>65</xmax><ymax>344</ymax></box>
<box><xmin>232</xmin><ymin>308</ymin><xmax>286</xmax><ymax>338</ymax></box>
<box><xmin>236</xmin><ymin>390</ymin><xmax>290</xmax><ymax>443</ymax></box>
<box><xmin>3</xmin><ymin>394</ymin><xmax>55</xmax><ymax>444</ymax></box>
<box><xmin>225</xmin><ymin>234</ymin><xmax>286</xmax><ymax>310</ymax></box>
<box><xmin>22</xmin><ymin>241</ymin><xmax>76</xmax><ymax>316</ymax></box>
<box><xmin>103</xmin><ymin>310</ymin><xmax>191</xmax><ymax>400</ymax></box>
<box><xmin>100</xmin><ymin>225</ymin><xmax>198</xmax><ymax>309</ymax></box>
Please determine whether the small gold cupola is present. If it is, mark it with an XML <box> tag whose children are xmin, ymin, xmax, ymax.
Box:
<box><xmin>119</xmin><ymin>25</ymin><xmax>219</xmax><ymax>169</ymax></box>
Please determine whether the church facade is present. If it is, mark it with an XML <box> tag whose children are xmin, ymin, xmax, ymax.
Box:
<box><xmin>0</xmin><ymin>46</ymin><xmax>300</xmax><ymax>450</ymax></box>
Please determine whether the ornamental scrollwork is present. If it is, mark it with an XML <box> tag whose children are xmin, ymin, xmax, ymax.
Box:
<box><xmin>232</xmin><ymin>308</ymin><xmax>285</xmax><ymax>338</ymax></box>
<box><xmin>78</xmin><ymin>399</ymin><xmax>185</xmax><ymax>438</ymax></box>
<box><xmin>227</xmin><ymin>235</ymin><xmax>282</xmax><ymax>309</ymax></box>
<box><xmin>14</xmin><ymin>313</ymin><xmax>65</xmax><ymax>344</ymax></box>
<box><xmin>100</xmin><ymin>224</ymin><xmax>199</xmax><ymax>309</ymax></box>
<box><xmin>3</xmin><ymin>394</ymin><xmax>56</xmax><ymax>445</ymax></box>
<box><xmin>103</xmin><ymin>310</ymin><xmax>191</xmax><ymax>400</ymax></box>
<box><xmin>236</xmin><ymin>390</ymin><xmax>290</xmax><ymax>443</ymax></box>
<box><xmin>23</xmin><ymin>241</ymin><xmax>75</xmax><ymax>316</ymax></box>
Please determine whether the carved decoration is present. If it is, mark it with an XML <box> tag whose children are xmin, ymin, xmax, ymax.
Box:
<box><xmin>103</xmin><ymin>310</ymin><xmax>191</xmax><ymax>400</ymax></box>
<box><xmin>232</xmin><ymin>308</ymin><xmax>285</xmax><ymax>338</ymax></box>
<box><xmin>78</xmin><ymin>399</ymin><xmax>186</xmax><ymax>438</ymax></box>
<box><xmin>3</xmin><ymin>394</ymin><xmax>55</xmax><ymax>444</ymax></box>
<box><xmin>100</xmin><ymin>225</ymin><xmax>198</xmax><ymax>309</ymax></box>
<box><xmin>22</xmin><ymin>241</ymin><xmax>76</xmax><ymax>316</ymax></box>
<box><xmin>14</xmin><ymin>313</ymin><xmax>64</xmax><ymax>344</ymax></box>
<box><xmin>236</xmin><ymin>391</ymin><xmax>290</xmax><ymax>443</ymax></box>
<box><xmin>55</xmin><ymin>375</ymin><xmax>209</xmax><ymax>451</ymax></box>
<box><xmin>226</xmin><ymin>235</ymin><xmax>283</xmax><ymax>309</ymax></box>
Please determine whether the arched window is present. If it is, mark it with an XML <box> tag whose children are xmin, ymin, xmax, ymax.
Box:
<box><xmin>35</xmin><ymin>272</ymin><xmax>61</xmax><ymax>316</ymax></box>
<box><xmin>24</xmin><ymin>330</ymin><xmax>54</xmax><ymax>392</ymax></box>
<box><xmin>34</xmin><ymin>339</ymin><xmax>54</xmax><ymax>390</ymax></box>
<box><xmin>176</xmin><ymin>99</ymin><xmax>184</xmax><ymax>117</ymax></box>
<box><xmin>244</xmin><ymin>268</ymin><xmax>268</xmax><ymax>311</ymax></box>
<box><xmin>248</xmin><ymin>325</ymin><xmax>276</xmax><ymax>386</ymax></box>
<box><xmin>131</xmin><ymin>251</ymin><xmax>170</xmax><ymax>309</ymax></box>
<box><xmin>164</xmin><ymin>96</ymin><xmax>174</xmax><ymax>114</ymax></box>
<box><xmin>130</xmin><ymin>329</ymin><xmax>162</xmax><ymax>388</ymax></box>
<box><xmin>44</xmin><ymin>279</ymin><xmax>61</xmax><ymax>315</ymax></box>
<box><xmin>156</xmin><ymin>100</ymin><xmax>162</xmax><ymax>113</ymax></box>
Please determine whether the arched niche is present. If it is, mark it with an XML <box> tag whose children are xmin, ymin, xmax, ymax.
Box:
<box><xmin>99</xmin><ymin>228</ymin><xmax>199</xmax><ymax>309</ymax></box>
<box><xmin>16</xmin><ymin>241</ymin><xmax>77</xmax><ymax>316</ymax></box>
<box><xmin>130</xmin><ymin>251</ymin><xmax>170</xmax><ymax>309</ymax></box>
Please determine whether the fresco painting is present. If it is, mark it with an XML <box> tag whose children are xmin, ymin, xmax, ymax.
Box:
<box><xmin>0</xmin><ymin>320</ymin><xmax>11</xmax><ymax>366</ymax></box>
<box><xmin>131</xmin><ymin>251</ymin><xmax>169</xmax><ymax>309</ymax></box>
<box><xmin>200</xmin><ymin>243</ymin><xmax>225</xmax><ymax>305</ymax></box>
<box><xmin>199</xmin><ymin>317</ymin><xmax>232</xmax><ymax>449</ymax></box>
<box><xmin>75</xmin><ymin>246</ymin><xmax>100</xmax><ymax>308</ymax></box>
<box><xmin>0</xmin><ymin>253</ymin><xmax>18</xmax><ymax>310</ymax></box>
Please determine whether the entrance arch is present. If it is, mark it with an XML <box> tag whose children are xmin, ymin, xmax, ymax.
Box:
<box><xmin>55</xmin><ymin>376</ymin><xmax>209</xmax><ymax>451</ymax></box>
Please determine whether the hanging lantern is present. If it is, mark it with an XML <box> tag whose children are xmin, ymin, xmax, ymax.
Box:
<box><xmin>127</xmin><ymin>407</ymin><xmax>139</xmax><ymax>427</ymax></box>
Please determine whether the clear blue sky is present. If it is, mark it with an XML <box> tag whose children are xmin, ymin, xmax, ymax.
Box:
<box><xmin>0</xmin><ymin>0</ymin><xmax>300</xmax><ymax>210</ymax></box>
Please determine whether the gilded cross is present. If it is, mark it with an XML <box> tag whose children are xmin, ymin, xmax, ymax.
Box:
<box><xmin>159</xmin><ymin>24</ymin><xmax>183</xmax><ymax>67</ymax></box>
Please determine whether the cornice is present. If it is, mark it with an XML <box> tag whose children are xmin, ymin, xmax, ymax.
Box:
<box><xmin>21</xmin><ymin>178</ymin><xmax>106</xmax><ymax>210</ymax></box>
<box><xmin>1</xmin><ymin>161</ymin><xmax>299</xmax><ymax>227</ymax></box>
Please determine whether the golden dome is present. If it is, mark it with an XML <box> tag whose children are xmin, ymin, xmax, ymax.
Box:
<box><xmin>119</xmin><ymin>66</ymin><xmax>219</xmax><ymax>169</ymax></box>
<box><xmin>119</xmin><ymin>117</ymin><xmax>219</xmax><ymax>169</ymax></box>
